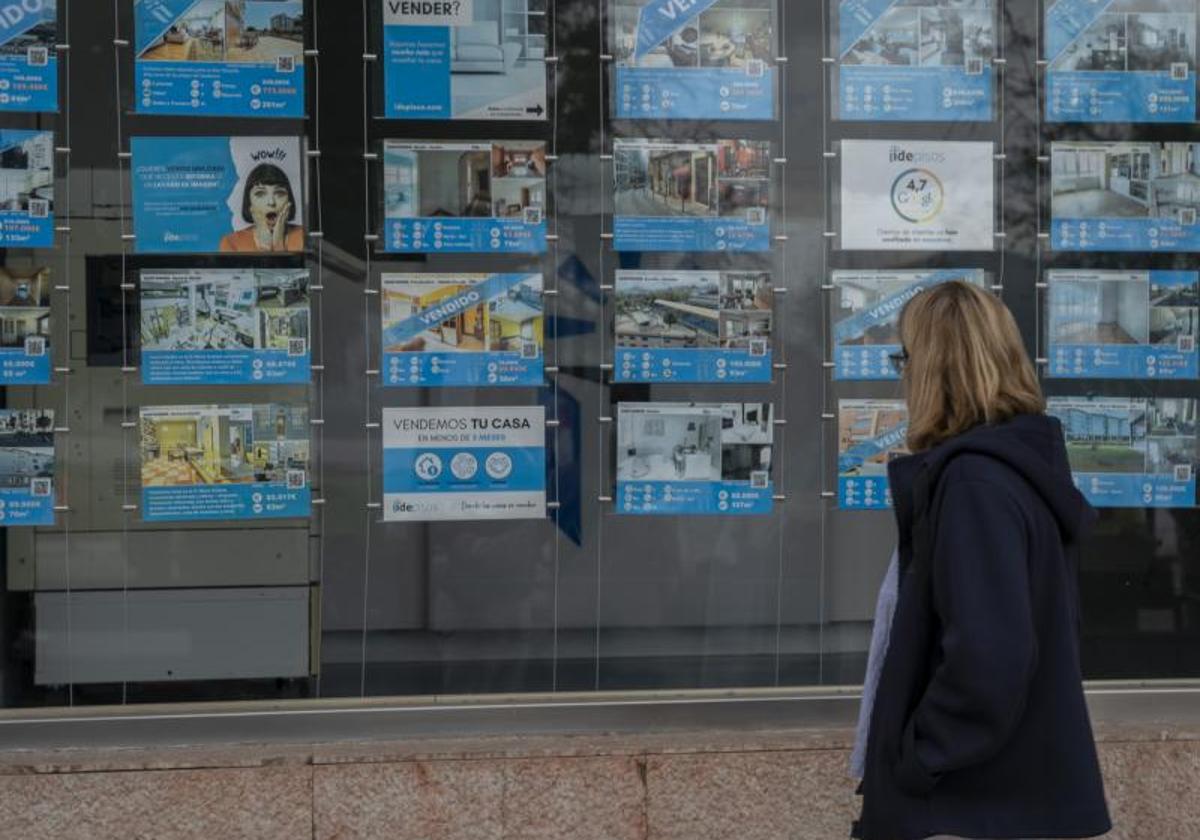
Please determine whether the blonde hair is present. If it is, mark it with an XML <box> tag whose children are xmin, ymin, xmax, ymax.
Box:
<box><xmin>899</xmin><ymin>281</ymin><xmax>1044</xmax><ymax>452</ymax></box>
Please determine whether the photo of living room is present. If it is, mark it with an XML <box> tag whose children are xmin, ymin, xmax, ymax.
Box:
<box><xmin>1052</xmin><ymin>142</ymin><xmax>1200</xmax><ymax>222</ymax></box>
<box><xmin>140</xmin><ymin>404</ymin><xmax>309</xmax><ymax>489</ymax></box>
<box><xmin>445</xmin><ymin>0</ymin><xmax>547</xmax><ymax>117</ymax></box>
<box><xmin>612</xmin><ymin>0</ymin><xmax>774</xmax><ymax>68</ymax></box>
<box><xmin>0</xmin><ymin>409</ymin><xmax>53</xmax><ymax>491</ymax></box>
<box><xmin>1049</xmin><ymin>274</ymin><xmax>1151</xmax><ymax>346</ymax></box>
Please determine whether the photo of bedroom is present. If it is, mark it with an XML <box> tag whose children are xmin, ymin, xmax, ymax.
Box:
<box><xmin>1052</xmin><ymin>142</ymin><xmax>1200</xmax><ymax>223</ymax></box>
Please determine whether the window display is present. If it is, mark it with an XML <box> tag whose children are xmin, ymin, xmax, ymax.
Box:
<box><xmin>131</xmin><ymin>135</ymin><xmax>305</xmax><ymax>254</ymax></box>
<box><xmin>612</xmin><ymin>139</ymin><xmax>771</xmax><ymax>252</ymax></box>
<box><xmin>0</xmin><ymin>409</ymin><xmax>54</xmax><ymax>526</ymax></box>
<box><xmin>140</xmin><ymin>268</ymin><xmax>311</xmax><ymax>385</ymax></box>
<box><xmin>1046</xmin><ymin>270</ymin><xmax>1199</xmax><ymax>379</ymax></box>
<box><xmin>0</xmin><ymin>0</ymin><xmax>56</xmax><ymax>112</ymax></box>
<box><xmin>134</xmin><ymin>0</ymin><xmax>305</xmax><ymax>117</ymax></box>
<box><xmin>139</xmin><ymin>403</ymin><xmax>311</xmax><ymax>522</ymax></box>
<box><xmin>0</xmin><ymin>129</ymin><xmax>53</xmax><ymax>247</ymax></box>
<box><xmin>615</xmin><ymin>402</ymin><xmax>775</xmax><ymax>515</ymax></box>
<box><xmin>382</xmin><ymin>140</ymin><xmax>547</xmax><ymax>254</ymax></box>
<box><xmin>381</xmin><ymin>272</ymin><xmax>544</xmax><ymax>387</ymax></box>
<box><xmin>0</xmin><ymin>265</ymin><xmax>50</xmax><ymax>385</ymax></box>
<box><xmin>611</xmin><ymin>0</ymin><xmax>776</xmax><ymax>120</ymax></box>
<box><xmin>382</xmin><ymin>406</ymin><xmax>547</xmax><ymax>522</ymax></box>
<box><xmin>837</xmin><ymin>399</ymin><xmax>908</xmax><ymax>510</ymax></box>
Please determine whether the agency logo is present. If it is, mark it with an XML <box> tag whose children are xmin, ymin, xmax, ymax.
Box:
<box><xmin>890</xmin><ymin>168</ymin><xmax>944</xmax><ymax>224</ymax></box>
<box><xmin>414</xmin><ymin>452</ymin><xmax>443</xmax><ymax>481</ymax></box>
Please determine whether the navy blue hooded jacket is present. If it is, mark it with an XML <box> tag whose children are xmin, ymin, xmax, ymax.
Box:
<box><xmin>852</xmin><ymin>413</ymin><xmax>1111</xmax><ymax>840</ymax></box>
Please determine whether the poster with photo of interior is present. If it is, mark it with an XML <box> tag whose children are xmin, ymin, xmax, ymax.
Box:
<box><xmin>0</xmin><ymin>130</ymin><xmax>53</xmax><ymax>247</ymax></box>
<box><xmin>1046</xmin><ymin>0</ymin><xmax>1196</xmax><ymax>123</ymax></box>
<box><xmin>383</xmin><ymin>140</ymin><xmax>547</xmax><ymax>254</ymax></box>
<box><xmin>1047</xmin><ymin>270</ymin><xmax>1199</xmax><ymax>379</ymax></box>
<box><xmin>382</xmin><ymin>0</ymin><xmax>547</xmax><ymax>121</ymax></box>
<box><xmin>612</xmin><ymin>139</ymin><xmax>771</xmax><ymax>252</ymax></box>
<box><xmin>0</xmin><ymin>265</ymin><xmax>50</xmax><ymax>385</ymax></box>
<box><xmin>1048</xmin><ymin>397</ymin><xmax>1199</xmax><ymax>508</ymax></box>
<box><xmin>0</xmin><ymin>0</ymin><xmax>56</xmax><ymax>112</ymax></box>
<box><xmin>837</xmin><ymin>399</ymin><xmax>909</xmax><ymax>510</ymax></box>
<box><xmin>614</xmin><ymin>270</ymin><xmax>772</xmax><ymax>383</ymax></box>
<box><xmin>611</xmin><ymin>0</ymin><xmax>777</xmax><ymax>120</ymax></box>
<box><xmin>0</xmin><ymin>409</ymin><xmax>55</xmax><ymax>526</ymax></box>
<box><xmin>381</xmin><ymin>273</ymin><xmax>544</xmax><ymax>387</ymax></box>
<box><xmin>833</xmin><ymin>0</ymin><xmax>995</xmax><ymax>122</ymax></box>
<box><xmin>139</xmin><ymin>403</ymin><xmax>311</xmax><ymax>522</ymax></box>
<box><xmin>1051</xmin><ymin>142</ymin><xmax>1200</xmax><ymax>251</ymax></box>
<box><xmin>140</xmin><ymin>269</ymin><xmax>311</xmax><ymax>385</ymax></box>
<box><xmin>134</xmin><ymin>0</ymin><xmax>305</xmax><ymax>117</ymax></box>
<box><xmin>616</xmin><ymin>402</ymin><xmax>774</xmax><ymax>515</ymax></box>
<box><xmin>831</xmin><ymin>268</ymin><xmax>985</xmax><ymax>380</ymax></box>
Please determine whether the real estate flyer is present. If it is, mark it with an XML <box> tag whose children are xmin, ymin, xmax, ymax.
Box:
<box><xmin>382</xmin><ymin>0</ymin><xmax>547</xmax><ymax>120</ymax></box>
<box><xmin>381</xmin><ymin>273</ymin><xmax>544</xmax><ymax>387</ymax></box>
<box><xmin>611</xmin><ymin>0</ymin><xmax>776</xmax><ymax>120</ymax></box>
<box><xmin>134</xmin><ymin>0</ymin><xmax>305</xmax><ymax>117</ymax></box>
<box><xmin>833</xmin><ymin>0</ymin><xmax>994</xmax><ymax>122</ymax></box>
<box><xmin>1049</xmin><ymin>396</ymin><xmax>1199</xmax><ymax>508</ymax></box>
<box><xmin>1047</xmin><ymin>270</ymin><xmax>1199</xmax><ymax>379</ymax></box>
<box><xmin>0</xmin><ymin>409</ymin><xmax>54</xmax><ymax>526</ymax></box>
<box><xmin>1046</xmin><ymin>0</ymin><xmax>1196</xmax><ymax>123</ymax></box>
<box><xmin>0</xmin><ymin>265</ymin><xmax>50</xmax><ymax>385</ymax></box>
<box><xmin>612</xmin><ymin>139</ymin><xmax>771</xmax><ymax>252</ymax></box>
<box><xmin>0</xmin><ymin>130</ymin><xmax>53</xmax><ymax>247</ymax></box>
<box><xmin>1051</xmin><ymin>142</ymin><xmax>1200</xmax><ymax>251</ymax></box>
<box><xmin>839</xmin><ymin>139</ymin><xmax>994</xmax><ymax>251</ymax></box>
<box><xmin>382</xmin><ymin>406</ymin><xmax>546</xmax><ymax>522</ymax></box>
<box><xmin>140</xmin><ymin>269</ymin><xmax>311</xmax><ymax>385</ymax></box>
<box><xmin>140</xmin><ymin>403</ymin><xmax>311</xmax><ymax>522</ymax></box>
<box><xmin>131</xmin><ymin>135</ymin><xmax>305</xmax><ymax>254</ymax></box>
<box><xmin>616</xmin><ymin>402</ymin><xmax>774</xmax><ymax>515</ymax></box>
<box><xmin>614</xmin><ymin>270</ymin><xmax>772</xmax><ymax>383</ymax></box>
<box><xmin>837</xmin><ymin>399</ymin><xmax>909</xmax><ymax>510</ymax></box>
<box><xmin>0</xmin><ymin>0</ymin><xmax>56</xmax><ymax>112</ymax></box>
<box><xmin>831</xmin><ymin>268</ymin><xmax>985</xmax><ymax>380</ymax></box>
<box><xmin>382</xmin><ymin>141</ymin><xmax>547</xmax><ymax>254</ymax></box>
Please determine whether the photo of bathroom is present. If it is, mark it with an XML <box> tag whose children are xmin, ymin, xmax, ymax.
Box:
<box><xmin>0</xmin><ymin>409</ymin><xmax>54</xmax><ymax>491</ymax></box>
<box><xmin>383</xmin><ymin>142</ymin><xmax>547</xmax><ymax>220</ymax></box>
<box><xmin>617</xmin><ymin>403</ymin><xmax>773</xmax><ymax>485</ymax></box>
<box><xmin>612</xmin><ymin>0</ymin><xmax>774</xmax><ymax>69</ymax></box>
<box><xmin>613</xmin><ymin>140</ymin><xmax>770</xmax><ymax>219</ymax></box>
<box><xmin>1052</xmin><ymin>142</ymin><xmax>1200</xmax><ymax>223</ymax></box>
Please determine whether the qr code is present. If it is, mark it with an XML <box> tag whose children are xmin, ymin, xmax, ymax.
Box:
<box><xmin>745</xmin><ymin>59</ymin><xmax>764</xmax><ymax>78</ymax></box>
<box><xmin>1180</xmin><ymin>208</ymin><xmax>1197</xmax><ymax>226</ymax></box>
<box><xmin>277</xmin><ymin>55</ymin><xmax>296</xmax><ymax>73</ymax></box>
<box><xmin>1179</xmin><ymin>335</ymin><xmax>1196</xmax><ymax>353</ymax></box>
<box><xmin>27</xmin><ymin>47</ymin><xmax>48</xmax><ymax>67</ymax></box>
<box><xmin>966</xmin><ymin>57</ymin><xmax>984</xmax><ymax>76</ymax></box>
<box><xmin>288</xmin><ymin>337</ymin><xmax>307</xmax><ymax>357</ymax></box>
<box><xmin>521</xmin><ymin>340</ymin><xmax>539</xmax><ymax>360</ymax></box>
<box><xmin>30</xmin><ymin>477</ymin><xmax>50</xmax><ymax>497</ymax></box>
<box><xmin>24</xmin><ymin>336</ymin><xmax>45</xmax><ymax>356</ymax></box>
<box><xmin>28</xmin><ymin>199</ymin><xmax>48</xmax><ymax>219</ymax></box>
<box><xmin>748</xmin><ymin>339</ymin><xmax>768</xmax><ymax>357</ymax></box>
<box><xmin>1174</xmin><ymin>464</ymin><xmax>1193</xmax><ymax>482</ymax></box>
<box><xmin>1172</xmin><ymin>62</ymin><xmax>1189</xmax><ymax>81</ymax></box>
<box><xmin>524</xmin><ymin>205</ymin><xmax>543</xmax><ymax>225</ymax></box>
<box><xmin>746</xmin><ymin>207</ymin><xmax>766</xmax><ymax>225</ymax></box>
<box><xmin>750</xmin><ymin>471</ymin><xmax>769</xmax><ymax>489</ymax></box>
<box><xmin>286</xmin><ymin>469</ymin><xmax>307</xmax><ymax>489</ymax></box>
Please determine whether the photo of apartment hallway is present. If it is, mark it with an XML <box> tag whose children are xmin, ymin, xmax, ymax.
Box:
<box><xmin>1052</xmin><ymin>142</ymin><xmax>1200</xmax><ymax>222</ymax></box>
<box><xmin>383</xmin><ymin>142</ymin><xmax>546</xmax><ymax>220</ymax></box>
<box><xmin>382</xmin><ymin>274</ymin><xmax>543</xmax><ymax>356</ymax></box>
<box><xmin>139</xmin><ymin>404</ymin><xmax>309</xmax><ymax>489</ymax></box>
<box><xmin>139</xmin><ymin>0</ymin><xmax>303</xmax><ymax>64</ymax></box>
<box><xmin>1049</xmin><ymin>2</ymin><xmax>1194</xmax><ymax>74</ymax></box>
<box><xmin>612</xmin><ymin>0</ymin><xmax>774</xmax><ymax>69</ymax></box>
<box><xmin>613</xmin><ymin>140</ymin><xmax>770</xmax><ymax>218</ymax></box>
<box><xmin>842</xmin><ymin>0</ymin><xmax>993</xmax><ymax>68</ymax></box>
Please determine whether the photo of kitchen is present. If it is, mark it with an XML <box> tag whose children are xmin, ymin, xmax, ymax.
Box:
<box><xmin>616</xmin><ymin>402</ymin><xmax>773</xmax><ymax>485</ymax></box>
<box><xmin>1052</xmin><ymin>141</ymin><xmax>1200</xmax><ymax>222</ymax></box>
<box><xmin>612</xmin><ymin>0</ymin><xmax>774</xmax><ymax>69</ymax></box>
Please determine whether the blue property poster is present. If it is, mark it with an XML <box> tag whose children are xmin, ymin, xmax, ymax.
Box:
<box><xmin>131</xmin><ymin>135</ymin><xmax>305</xmax><ymax>254</ymax></box>
<box><xmin>831</xmin><ymin>268</ymin><xmax>985</xmax><ymax>380</ymax></box>
<box><xmin>1046</xmin><ymin>0</ymin><xmax>1196</xmax><ymax>123</ymax></box>
<box><xmin>612</xmin><ymin>0</ymin><xmax>776</xmax><ymax>120</ymax></box>
<box><xmin>1051</xmin><ymin>141</ymin><xmax>1200</xmax><ymax>252</ymax></box>
<box><xmin>382</xmin><ymin>272</ymin><xmax>544</xmax><ymax>387</ymax></box>
<box><xmin>834</xmin><ymin>0</ymin><xmax>994</xmax><ymax>122</ymax></box>
<box><xmin>837</xmin><ymin>399</ymin><xmax>908</xmax><ymax>510</ymax></box>
<box><xmin>140</xmin><ymin>403</ymin><xmax>311</xmax><ymax>522</ymax></box>
<box><xmin>1047</xmin><ymin>270</ymin><xmax>1199</xmax><ymax>379</ymax></box>
<box><xmin>1049</xmin><ymin>397</ymin><xmax>1199</xmax><ymax>508</ymax></box>
<box><xmin>0</xmin><ymin>130</ymin><xmax>53</xmax><ymax>247</ymax></box>
<box><xmin>614</xmin><ymin>270</ymin><xmax>772</xmax><ymax>383</ymax></box>
<box><xmin>0</xmin><ymin>265</ymin><xmax>51</xmax><ymax>385</ymax></box>
<box><xmin>141</xmin><ymin>269</ymin><xmax>311</xmax><ymax>385</ymax></box>
<box><xmin>0</xmin><ymin>409</ymin><xmax>55</xmax><ymax>526</ymax></box>
<box><xmin>382</xmin><ymin>0</ymin><xmax>547</xmax><ymax>120</ymax></box>
<box><xmin>382</xmin><ymin>406</ymin><xmax>547</xmax><ymax>522</ymax></box>
<box><xmin>612</xmin><ymin>139</ymin><xmax>771</xmax><ymax>252</ymax></box>
<box><xmin>134</xmin><ymin>0</ymin><xmax>305</xmax><ymax>117</ymax></box>
<box><xmin>0</xmin><ymin>0</ymin><xmax>56</xmax><ymax>112</ymax></box>
<box><xmin>383</xmin><ymin>140</ymin><xmax>547</xmax><ymax>254</ymax></box>
<box><xmin>616</xmin><ymin>402</ymin><xmax>774</xmax><ymax>515</ymax></box>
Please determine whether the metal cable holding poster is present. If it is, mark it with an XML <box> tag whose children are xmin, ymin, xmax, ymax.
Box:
<box><xmin>134</xmin><ymin>0</ymin><xmax>305</xmax><ymax>117</ymax></box>
<box><xmin>610</xmin><ymin>0</ymin><xmax>777</xmax><ymax>120</ymax></box>
<box><xmin>0</xmin><ymin>0</ymin><xmax>57</xmax><ymax>112</ymax></box>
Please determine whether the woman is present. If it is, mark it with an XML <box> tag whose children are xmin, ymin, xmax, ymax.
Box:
<box><xmin>219</xmin><ymin>163</ymin><xmax>304</xmax><ymax>253</ymax></box>
<box><xmin>852</xmin><ymin>281</ymin><xmax>1111</xmax><ymax>840</ymax></box>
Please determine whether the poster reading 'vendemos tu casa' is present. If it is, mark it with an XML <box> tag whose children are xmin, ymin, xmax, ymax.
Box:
<box><xmin>0</xmin><ymin>0</ymin><xmax>56</xmax><ymax>112</ymax></box>
<box><xmin>134</xmin><ymin>0</ymin><xmax>305</xmax><ymax>117</ymax></box>
<box><xmin>382</xmin><ymin>406</ymin><xmax>547</xmax><ymax>522</ymax></box>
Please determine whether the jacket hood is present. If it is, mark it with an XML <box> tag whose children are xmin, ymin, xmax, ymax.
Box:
<box><xmin>888</xmin><ymin>412</ymin><xmax>1096</xmax><ymax>545</ymax></box>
